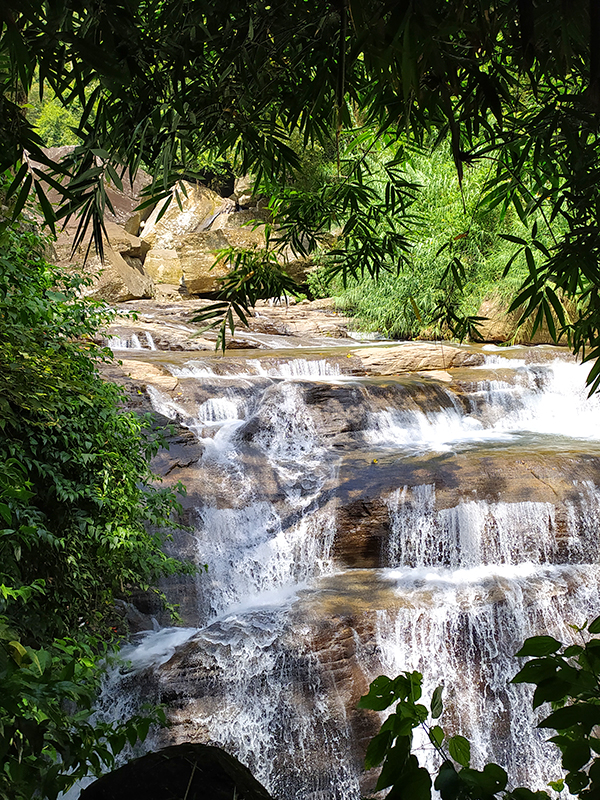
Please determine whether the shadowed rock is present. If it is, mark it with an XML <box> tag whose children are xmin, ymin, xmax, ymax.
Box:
<box><xmin>79</xmin><ymin>743</ymin><xmax>273</xmax><ymax>800</ymax></box>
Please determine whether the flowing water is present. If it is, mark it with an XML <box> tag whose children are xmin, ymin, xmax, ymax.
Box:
<box><xmin>100</xmin><ymin>344</ymin><xmax>600</xmax><ymax>798</ymax></box>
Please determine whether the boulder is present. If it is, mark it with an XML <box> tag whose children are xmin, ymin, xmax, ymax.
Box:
<box><xmin>210</xmin><ymin>208</ymin><xmax>269</xmax><ymax>249</ymax></box>
<box><xmin>83</xmin><ymin>249</ymin><xmax>153</xmax><ymax>302</ymax></box>
<box><xmin>141</xmin><ymin>182</ymin><xmax>234</xmax><ymax>249</ymax></box>
<box><xmin>142</xmin><ymin>186</ymin><xmax>310</xmax><ymax>292</ymax></box>
<box><xmin>52</xmin><ymin>219</ymin><xmax>153</xmax><ymax>302</ymax></box>
<box><xmin>475</xmin><ymin>294</ymin><xmax>574</xmax><ymax>344</ymax></box>
<box><xmin>351</xmin><ymin>342</ymin><xmax>484</xmax><ymax>374</ymax></box>
<box><xmin>79</xmin><ymin>743</ymin><xmax>273</xmax><ymax>800</ymax></box>
<box><xmin>231</xmin><ymin>174</ymin><xmax>259</xmax><ymax>206</ymax></box>
<box><xmin>36</xmin><ymin>146</ymin><xmax>153</xmax><ymax>232</ymax></box>
<box><xmin>176</xmin><ymin>230</ymin><xmax>232</xmax><ymax>294</ymax></box>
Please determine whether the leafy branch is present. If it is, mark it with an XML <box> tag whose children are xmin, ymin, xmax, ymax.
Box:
<box><xmin>360</xmin><ymin>616</ymin><xmax>600</xmax><ymax>799</ymax></box>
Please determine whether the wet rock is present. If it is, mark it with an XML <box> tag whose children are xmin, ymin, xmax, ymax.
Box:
<box><xmin>100</xmin><ymin>298</ymin><xmax>358</xmax><ymax>350</ymax></box>
<box><xmin>79</xmin><ymin>743</ymin><xmax>273</xmax><ymax>800</ymax></box>
<box><xmin>248</xmin><ymin>299</ymin><xmax>353</xmax><ymax>339</ymax></box>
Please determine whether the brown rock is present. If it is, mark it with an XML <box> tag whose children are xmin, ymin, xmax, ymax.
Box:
<box><xmin>476</xmin><ymin>294</ymin><xmax>575</xmax><ymax>344</ymax></box>
<box><xmin>35</xmin><ymin>146</ymin><xmax>153</xmax><ymax>231</ymax></box>
<box><xmin>176</xmin><ymin>230</ymin><xmax>232</xmax><ymax>293</ymax></box>
<box><xmin>141</xmin><ymin>182</ymin><xmax>234</xmax><ymax>250</ymax></box>
<box><xmin>143</xmin><ymin>231</ymin><xmax>232</xmax><ymax>293</ymax></box>
<box><xmin>76</xmin><ymin>249</ymin><xmax>152</xmax><ymax>302</ymax></box>
<box><xmin>118</xmin><ymin>359</ymin><xmax>179</xmax><ymax>391</ymax></box>
<box><xmin>52</xmin><ymin>216</ymin><xmax>153</xmax><ymax>303</ymax></box>
<box><xmin>352</xmin><ymin>342</ymin><xmax>484</xmax><ymax>374</ymax></box>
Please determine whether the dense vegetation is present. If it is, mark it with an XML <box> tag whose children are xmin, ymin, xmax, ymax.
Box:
<box><xmin>3</xmin><ymin>0</ymin><xmax>600</xmax><ymax>380</ymax></box>
<box><xmin>303</xmin><ymin>140</ymin><xmax>556</xmax><ymax>340</ymax></box>
<box><xmin>0</xmin><ymin>209</ymin><xmax>193</xmax><ymax>798</ymax></box>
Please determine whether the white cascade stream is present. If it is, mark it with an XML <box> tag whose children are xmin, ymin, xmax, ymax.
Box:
<box><xmin>96</xmin><ymin>350</ymin><xmax>600</xmax><ymax>799</ymax></box>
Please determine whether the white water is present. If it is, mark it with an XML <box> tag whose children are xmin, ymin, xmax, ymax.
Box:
<box><xmin>107</xmin><ymin>331</ymin><xmax>157</xmax><ymax>350</ymax></box>
<box><xmin>97</xmin><ymin>348</ymin><xmax>600</xmax><ymax>798</ymax></box>
<box><xmin>367</xmin><ymin>359</ymin><xmax>600</xmax><ymax>451</ymax></box>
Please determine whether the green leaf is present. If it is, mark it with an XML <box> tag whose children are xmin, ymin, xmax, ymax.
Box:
<box><xmin>434</xmin><ymin>760</ymin><xmax>461</xmax><ymax>800</ymax></box>
<box><xmin>448</xmin><ymin>735</ymin><xmax>470</xmax><ymax>767</ymax></box>
<box><xmin>428</xmin><ymin>725</ymin><xmax>444</xmax><ymax>747</ymax></box>
<box><xmin>515</xmin><ymin>636</ymin><xmax>562</xmax><ymax>657</ymax></box>
<box><xmin>499</xmin><ymin>233</ymin><xmax>528</xmax><ymax>245</ymax></box>
<box><xmin>511</xmin><ymin>658</ymin><xmax>558</xmax><ymax>685</ymax></box>
<box><xmin>401</xmin><ymin>762</ymin><xmax>432</xmax><ymax>800</ymax></box>
<box><xmin>482</xmin><ymin>762</ymin><xmax>508</xmax><ymax>790</ymax></box>
<box><xmin>358</xmin><ymin>675</ymin><xmax>397</xmax><ymax>711</ymax></box>
<box><xmin>364</xmin><ymin>729</ymin><xmax>392</xmax><ymax>769</ymax></box>
<box><xmin>540</xmin><ymin>703</ymin><xmax>600</xmax><ymax>731</ymax></box>
<box><xmin>0</xmin><ymin>504</ymin><xmax>12</xmax><ymax>525</ymax></box>
<box><xmin>588</xmin><ymin>615</ymin><xmax>600</xmax><ymax>634</ymax></box>
<box><xmin>430</xmin><ymin>685</ymin><xmax>443</xmax><ymax>719</ymax></box>
<box><xmin>561</xmin><ymin>740</ymin><xmax>590</xmax><ymax>772</ymax></box>
<box><xmin>565</xmin><ymin>770</ymin><xmax>589</xmax><ymax>793</ymax></box>
<box><xmin>563</xmin><ymin>645</ymin><xmax>584</xmax><ymax>657</ymax></box>
<box><xmin>509</xmin><ymin>788</ymin><xmax>551</xmax><ymax>799</ymax></box>
<box><xmin>375</xmin><ymin>738</ymin><xmax>411</xmax><ymax>791</ymax></box>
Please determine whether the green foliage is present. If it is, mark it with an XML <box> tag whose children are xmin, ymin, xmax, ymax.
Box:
<box><xmin>25</xmin><ymin>72</ymin><xmax>81</xmax><ymax>147</ymax></box>
<box><xmin>329</xmin><ymin>143</ymin><xmax>558</xmax><ymax>340</ymax></box>
<box><xmin>0</xmin><ymin>222</ymin><xmax>191</xmax><ymax>643</ymax></box>
<box><xmin>3</xmin><ymin>0</ymin><xmax>600</xmax><ymax>378</ymax></box>
<box><xmin>360</xmin><ymin>617</ymin><xmax>600</xmax><ymax>799</ymax></box>
<box><xmin>0</xmin><ymin>213</ymin><xmax>193</xmax><ymax>797</ymax></box>
<box><xmin>0</xmin><ymin>622</ymin><xmax>162</xmax><ymax>800</ymax></box>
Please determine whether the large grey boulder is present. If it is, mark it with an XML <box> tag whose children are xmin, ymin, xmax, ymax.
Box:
<box><xmin>141</xmin><ymin>182</ymin><xmax>234</xmax><ymax>249</ymax></box>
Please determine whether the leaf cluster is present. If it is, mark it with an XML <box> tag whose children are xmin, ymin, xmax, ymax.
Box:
<box><xmin>0</xmin><ymin>214</ymin><xmax>193</xmax><ymax>796</ymax></box>
<box><xmin>360</xmin><ymin>616</ymin><xmax>600</xmax><ymax>799</ymax></box>
<box><xmin>0</xmin><ymin>221</ymin><xmax>192</xmax><ymax>643</ymax></box>
<box><xmin>0</xmin><ymin>623</ymin><xmax>162</xmax><ymax>800</ymax></box>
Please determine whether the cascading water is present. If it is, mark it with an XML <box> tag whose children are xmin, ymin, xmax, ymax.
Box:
<box><xmin>100</xmin><ymin>346</ymin><xmax>600</xmax><ymax>798</ymax></box>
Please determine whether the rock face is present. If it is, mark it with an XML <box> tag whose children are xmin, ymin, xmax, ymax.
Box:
<box><xmin>475</xmin><ymin>294</ymin><xmax>574</xmax><ymax>344</ymax></box>
<box><xmin>141</xmin><ymin>183</ymin><xmax>234</xmax><ymax>248</ymax></box>
<box><xmin>79</xmin><ymin>743</ymin><xmax>273</xmax><ymax>800</ymax></box>
<box><xmin>99</xmin><ymin>313</ymin><xmax>599</xmax><ymax>798</ymax></box>
<box><xmin>44</xmin><ymin>164</ymin><xmax>309</xmax><ymax>300</ymax></box>
<box><xmin>100</xmin><ymin>297</ymin><xmax>358</xmax><ymax>350</ymax></box>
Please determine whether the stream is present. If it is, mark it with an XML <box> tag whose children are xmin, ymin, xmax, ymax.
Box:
<box><xmin>98</xmin><ymin>337</ymin><xmax>600</xmax><ymax>799</ymax></box>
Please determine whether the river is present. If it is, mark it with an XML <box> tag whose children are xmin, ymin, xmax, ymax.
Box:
<box><xmin>99</xmin><ymin>332</ymin><xmax>600</xmax><ymax>799</ymax></box>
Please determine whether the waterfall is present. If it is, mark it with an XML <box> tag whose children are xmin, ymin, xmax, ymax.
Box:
<box><xmin>98</xmin><ymin>351</ymin><xmax>600</xmax><ymax>798</ymax></box>
<box><xmin>107</xmin><ymin>332</ymin><xmax>157</xmax><ymax>350</ymax></box>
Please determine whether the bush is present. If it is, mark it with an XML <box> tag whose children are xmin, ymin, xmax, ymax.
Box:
<box><xmin>0</xmin><ymin>215</ymin><xmax>192</xmax><ymax>798</ymax></box>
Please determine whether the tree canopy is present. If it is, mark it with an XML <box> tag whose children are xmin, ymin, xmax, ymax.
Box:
<box><xmin>3</xmin><ymin>0</ymin><xmax>600</xmax><ymax>379</ymax></box>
